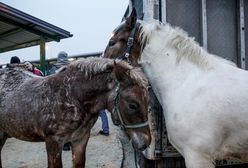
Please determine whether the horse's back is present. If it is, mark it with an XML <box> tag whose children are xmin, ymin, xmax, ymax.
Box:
<box><xmin>0</xmin><ymin>68</ymin><xmax>33</xmax><ymax>92</ymax></box>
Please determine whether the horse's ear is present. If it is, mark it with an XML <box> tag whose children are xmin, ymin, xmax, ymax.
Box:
<box><xmin>113</xmin><ymin>60</ymin><xmax>130</xmax><ymax>83</ymax></box>
<box><xmin>105</xmin><ymin>63</ymin><xmax>114</xmax><ymax>73</ymax></box>
<box><xmin>126</xmin><ymin>8</ymin><xmax>137</xmax><ymax>29</ymax></box>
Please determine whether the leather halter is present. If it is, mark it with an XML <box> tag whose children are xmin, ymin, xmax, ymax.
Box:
<box><xmin>112</xmin><ymin>23</ymin><xmax>149</xmax><ymax>129</ymax></box>
<box><xmin>116</xmin><ymin>23</ymin><xmax>138</xmax><ymax>64</ymax></box>
<box><xmin>112</xmin><ymin>83</ymin><xmax>149</xmax><ymax>129</ymax></box>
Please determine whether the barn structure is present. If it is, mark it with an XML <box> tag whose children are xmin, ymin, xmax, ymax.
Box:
<box><xmin>122</xmin><ymin>0</ymin><xmax>248</xmax><ymax>167</ymax></box>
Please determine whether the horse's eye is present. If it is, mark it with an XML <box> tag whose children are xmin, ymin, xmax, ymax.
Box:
<box><xmin>108</xmin><ymin>40</ymin><xmax>116</xmax><ymax>47</ymax></box>
<box><xmin>128</xmin><ymin>103</ymin><xmax>138</xmax><ymax>110</ymax></box>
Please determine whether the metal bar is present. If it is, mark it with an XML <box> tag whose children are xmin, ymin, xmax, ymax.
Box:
<box><xmin>129</xmin><ymin>0</ymin><xmax>133</xmax><ymax>15</ymax></box>
<box><xmin>143</xmin><ymin>0</ymin><xmax>154</xmax><ymax>20</ymax></box>
<box><xmin>40</xmin><ymin>38</ymin><xmax>46</xmax><ymax>75</ymax></box>
<box><xmin>160</xmin><ymin>0</ymin><xmax>166</xmax><ymax>23</ymax></box>
<box><xmin>154</xmin><ymin>0</ymin><xmax>160</xmax><ymax>20</ymax></box>
<box><xmin>238</xmin><ymin>0</ymin><xmax>246</xmax><ymax>69</ymax></box>
<box><xmin>201</xmin><ymin>0</ymin><xmax>208</xmax><ymax>49</ymax></box>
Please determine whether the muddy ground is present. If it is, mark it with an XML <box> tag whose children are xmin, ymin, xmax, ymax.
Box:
<box><xmin>2</xmin><ymin>114</ymin><xmax>123</xmax><ymax>168</ymax></box>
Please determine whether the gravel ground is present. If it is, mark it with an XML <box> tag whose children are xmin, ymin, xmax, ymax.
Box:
<box><xmin>1</xmin><ymin>115</ymin><xmax>123</xmax><ymax>168</ymax></box>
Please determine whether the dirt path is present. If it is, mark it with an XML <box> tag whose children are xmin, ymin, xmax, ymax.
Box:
<box><xmin>2</xmin><ymin>115</ymin><xmax>123</xmax><ymax>168</ymax></box>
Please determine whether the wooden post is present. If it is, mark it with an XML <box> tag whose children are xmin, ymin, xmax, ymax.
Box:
<box><xmin>40</xmin><ymin>38</ymin><xmax>46</xmax><ymax>75</ymax></box>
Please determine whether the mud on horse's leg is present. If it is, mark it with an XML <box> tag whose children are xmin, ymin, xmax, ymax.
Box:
<box><xmin>0</xmin><ymin>132</ymin><xmax>8</xmax><ymax>168</ymax></box>
<box><xmin>72</xmin><ymin>132</ymin><xmax>90</xmax><ymax>168</ymax></box>
<box><xmin>45</xmin><ymin>137</ymin><xmax>63</xmax><ymax>168</ymax></box>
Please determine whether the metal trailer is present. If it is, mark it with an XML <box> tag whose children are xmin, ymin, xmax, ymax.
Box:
<box><xmin>126</xmin><ymin>0</ymin><xmax>248</xmax><ymax>167</ymax></box>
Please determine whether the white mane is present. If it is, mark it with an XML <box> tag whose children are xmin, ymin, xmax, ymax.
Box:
<box><xmin>139</xmin><ymin>20</ymin><xmax>235</xmax><ymax>69</ymax></box>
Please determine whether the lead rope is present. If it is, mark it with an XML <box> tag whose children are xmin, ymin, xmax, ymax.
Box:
<box><xmin>134</xmin><ymin>148</ymin><xmax>139</xmax><ymax>168</ymax></box>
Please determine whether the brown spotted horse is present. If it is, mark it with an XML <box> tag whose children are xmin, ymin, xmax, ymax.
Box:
<box><xmin>0</xmin><ymin>57</ymin><xmax>151</xmax><ymax>168</ymax></box>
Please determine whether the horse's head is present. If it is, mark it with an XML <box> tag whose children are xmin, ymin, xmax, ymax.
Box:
<box><xmin>102</xmin><ymin>9</ymin><xmax>151</xmax><ymax>151</ymax></box>
<box><xmin>110</xmin><ymin>60</ymin><xmax>151</xmax><ymax>151</ymax></box>
<box><xmin>103</xmin><ymin>8</ymin><xmax>142</xmax><ymax>66</ymax></box>
<box><xmin>61</xmin><ymin>58</ymin><xmax>151</xmax><ymax>150</ymax></box>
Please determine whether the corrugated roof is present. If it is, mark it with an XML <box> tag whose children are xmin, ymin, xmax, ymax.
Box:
<box><xmin>0</xmin><ymin>2</ymin><xmax>73</xmax><ymax>53</ymax></box>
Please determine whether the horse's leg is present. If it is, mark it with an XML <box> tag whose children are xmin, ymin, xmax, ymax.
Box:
<box><xmin>72</xmin><ymin>132</ymin><xmax>90</xmax><ymax>168</ymax></box>
<box><xmin>184</xmin><ymin>150</ymin><xmax>215</xmax><ymax>168</ymax></box>
<box><xmin>0</xmin><ymin>132</ymin><xmax>8</xmax><ymax>168</ymax></box>
<box><xmin>45</xmin><ymin>137</ymin><xmax>63</xmax><ymax>168</ymax></box>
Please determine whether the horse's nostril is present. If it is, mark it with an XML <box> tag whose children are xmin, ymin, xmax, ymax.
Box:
<box><xmin>132</xmin><ymin>140</ymin><xmax>149</xmax><ymax>151</ymax></box>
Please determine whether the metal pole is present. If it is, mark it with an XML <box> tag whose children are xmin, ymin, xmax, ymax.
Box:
<box><xmin>154</xmin><ymin>0</ymin><xmax>160</xmax><ymax>20</ymax></box>
<box><xmin>201</xmin><ymin>0</ymin><xmax>208</xmax><ymax>49</ymax></box>
<box><xmin>40</xmin><ymin>38</ymin><xmax>46</xmax><ymax>75</ymax></box>
<box><xmin>129</xmin><ymin>0</ymin><xmax>133</xmax><ymax>15</ymax></box>
<box><xmin>160</xmin><ymin>0</ymin><xmax>166</xmax><ymax>23</ymax></box>
<box><xmin>143</xmin><ymin>0</ymin><xmax>154</xmax><ymax>20</ymax></box>
<box><xmin>238</xmin><ymin>0</ymin><xmax>246</xmax><ymax>69</ymax></box>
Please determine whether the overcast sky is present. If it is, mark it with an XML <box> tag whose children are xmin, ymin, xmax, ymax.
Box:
<box><xmin>0</xmin><ymin>0</ymin><xmax>129</xmax><ymax>64</ymax></box>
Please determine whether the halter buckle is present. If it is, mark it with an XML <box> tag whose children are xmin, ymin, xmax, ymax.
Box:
<box><xmin>127</xmin><ymin>37</ymin><xmax>134</xmax><ymax>46</ymax></box>
<box><xmin>125</xmin><ymin>53</ymin><xmax>130</xmax><ymax>58</ymax></box>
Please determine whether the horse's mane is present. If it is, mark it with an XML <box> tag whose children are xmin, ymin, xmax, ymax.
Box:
<box><xmin>69</xmin><ymin>57</ymin><xmax>113</xmax><ymax>78</ymax></box>
<box><xmin>126</xmin><ymin>65</ymin><xmax>148</xmax><ymax>88</ymax></box>
<box><xmin>140</xmin><ymin>20</ymin><xmax>236</xmax><ymax>69</ymax></box>
<box><xmin>68</xmin><ymin>57</ymin><xmax>148</xmax><ymax>88</ymax></box>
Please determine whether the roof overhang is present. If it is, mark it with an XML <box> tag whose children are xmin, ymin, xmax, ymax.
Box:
<box><xmin>0</xmin><ymin>2</ymin><xmax>73</xmax><ymax>53</ymax></box>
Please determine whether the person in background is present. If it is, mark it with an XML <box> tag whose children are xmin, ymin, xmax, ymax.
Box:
<box><xmin>24</xmin><ymin>61</ymin><xmax>44</xmax><ymax>76</ymax></box>
<box><xmin>48</xmin><ymin>51</ymin><xmax>69</xmax><ymax>75</ymax></box>
<box><xmin>10</xmin><ymin>56</ymin><xmax>21</xmax><ymax>64</ymax></box>
<box><xmin>48</xmin><ymin>51</ymin><xmax>71</xmax><ymax>151</ymax></box>
<box><xmin>99</xmin><ymin>109</ymin><xmax>109</xmax><ymax>136</ymax></box>
<box><xmin>6</xmin><ymin>56</ymin><xmax>21</xmax><ymax>68</ymax></box>
<box><xmin>97</xmin><ymin>56</ymin><xmax>110</xmax><ymax>137</ymax></box>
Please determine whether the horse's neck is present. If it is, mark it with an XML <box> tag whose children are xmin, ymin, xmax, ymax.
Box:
<box><xmin>58</xmin><ymin>72</ymin><xmax>114</xmax><ymax>112</ymax></box>
<box><xmin>140</xmin><ymin>33</ymin><xmax>206</xmax><ymax>104</ymax></box>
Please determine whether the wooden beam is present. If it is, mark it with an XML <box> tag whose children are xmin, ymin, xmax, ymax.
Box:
<box><xmin>40</xmin><ymin>38</ymin><xmax>46</xmax><ymax>75</ymax></box>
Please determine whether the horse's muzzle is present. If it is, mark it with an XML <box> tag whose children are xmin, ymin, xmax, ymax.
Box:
<box><xmin>129</xmin><ymin>129</ymin><xmax>151</xmax><ymax>151</ymax></box>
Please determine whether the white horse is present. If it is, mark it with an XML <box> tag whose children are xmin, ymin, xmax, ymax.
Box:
<box><xmin>103</xmin><ymin>9</ymin><xmax>248</xmax><ymax>168</ymax></box>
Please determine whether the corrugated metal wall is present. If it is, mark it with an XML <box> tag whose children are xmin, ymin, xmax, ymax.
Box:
<box><xmin>166</xmin><ymin>0</ymin><xmax>201</xmax><ymax>45</ymax></box>
<box><xmin>161</xmin><ymin>0</ymin><xmax>247</xmax><ymax>69</ymax></box>
<box><xmin>206</xmin><ymin>0</ymin><xmax>237</xmax><ymax>64</ymax></box>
